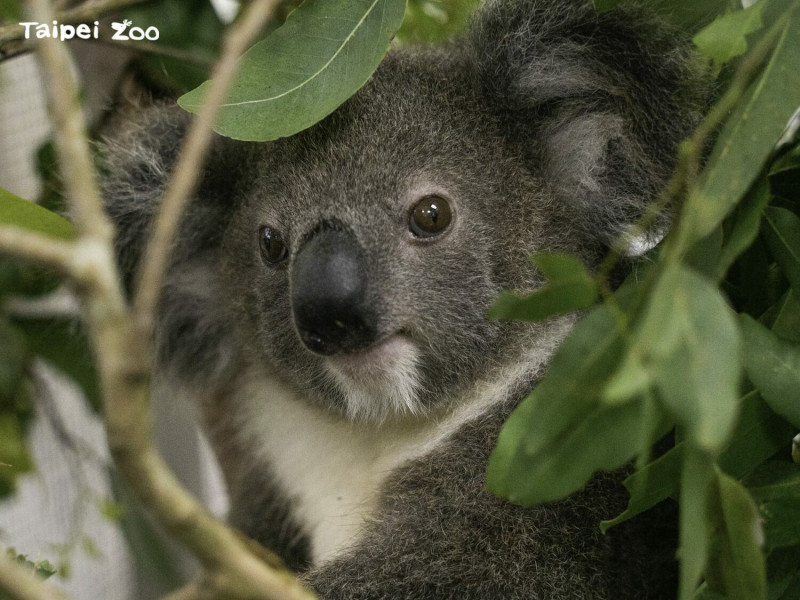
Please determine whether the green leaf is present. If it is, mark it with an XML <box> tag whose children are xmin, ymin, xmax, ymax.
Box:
<box><xmin>767</xmin><ymin>545</ymin><xmax>800</xmax><ymax>600</ymax></box>
<box><xmin>0</xmin><ymin>188</ymin><xmax>75</xmax><ymax>240</ymax></box>
<box><xmin>745</xmin><ymin>461</ymin><xmax>800</xmax><ymax>502</ymax></box>
<box><xmin>693</xmin><ymin>0</ymin><xmax>767</xmax><ymax>67</ymax></box>
<box><xmin>769</xmin><ymin>290</ymin><xmax>800</xmax><ymax>344</ymax></box>
<box><xmin>776</xmin><ymin>564</ymin><xmax>800</xmax><ymax>600</ymax></box>
<box><xmin>602</xmin><ymin>391</ymin><xmax>795</xmax><ymax>531</ymax></box>
<box><xmin>487</xmin><ymin>298</ymin><xmax>636</xmax><ymax>505</ymax></box>
<box><xmin>679</xmin><ymin>7</ymin><xmax>800</xmax><ymax>249</ymax></box>
<box><xmin>769</xmin><ymin>147</ymin><xmax>800</xmax><ymax>202</ymax></box>
<box><xmin>0</xmin><ymin>319</ymin><xmax>28</xmax><ymax>400</ymax></box>
<box><xmin>109</xmin><ymin>469</ymin><xmax>184</xmax><ymax>590</ymax></box>
<box><xmin>762</xmin><ymin>206</ymin><xmax>800</xmax><ymax>296</ymax></box>
<box><xmin>595</xmin><ymin>0</ymin><xmax>731</xmax><ymax>31</ymax></box>
<box><xmin>744</xmin><ymin>462</ymin><xmax>800</xmax><ymax>550</ymax></box>
<box><xmin>679</xmin><ymin>447</ymin><xmax>714</xmax><ymax>600</ymax></box>
<box><xmin>124</xmin><ymin>0</ymin><xmax>224</xmax><ymax>92</ymax></box>
<box><xmin>739</xmin><ymin>314</ymin><xmax>800</xmax><ymax>428</ymax></box>
<box><xmin>397</xmin><ymin>0</ymin><xmax>479</xmax><ymax>44</ymax></box>
<box><xmin>639</xmin><ymin>265</ymin><xmax>741</xmax><ymax>453</ymax></box>
<box><xmin>3</xmin><ymin>550</ymin><xmax>56</xmax><ymax>581</ymax></box>
<box><xmin>686</xmin><ymin>225</ymin><xmax>723</xmax><ymax>278</ymax></box>
<box><xmin>759</xmin><ymin>500</ymin><xmax>800</xmax><ymax>549</ymax></box>
<box><xmin>12</xmin><ymin>318</ymin><xmax>101</xmax><ymax>411</ymax></box>
<box><xmin>0</xmin><ymin>0</ymin><xmax>20</xmax><ymax>21</ymax></box>
<box><xmin>705</xmin><ymin>470</ymin><xmax>766</xmax><ymax>600</ymax></box>
<box><xmin>179</xmin><ymin>0</ymin><xmax>408</xmax><ymax>141</ymax></box>
<box><xmin>715</xmin><ymin>176</ymin><xmax>771</xmax><ymax>281</ymax></box>
<box><xmin>489</xmin><ymin>253</ymin><xmax>598</xmax><ymax>322</ymax></box>
<box><xmin>0</xmin><ymin>413</ymin><xmax>33</xmax><ymax>498</ymax></box>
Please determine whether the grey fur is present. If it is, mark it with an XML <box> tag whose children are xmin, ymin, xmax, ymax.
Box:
<box><xmin>102</xmin><ymin>0</ymin><xmax>708</xmax><ymax>597</ymax></box>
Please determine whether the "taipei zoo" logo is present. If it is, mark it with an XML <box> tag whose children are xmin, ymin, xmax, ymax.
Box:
<box><xmin>19</xmin><ymin>19</ymin><xmax>160</xmax><ymax>42</ymax></box>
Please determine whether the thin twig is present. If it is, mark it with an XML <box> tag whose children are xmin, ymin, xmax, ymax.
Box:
<box><xmin>1</xmin><ymin>38</ymin><xmax>214</xmax><ymax>65</ymax></box>
<box><xmin>0</xmin><ymin>558</ymin><xmax>72</xmax><ymax>600</ymax></box>
<box><xmin>22</xmin><ymin>0</ymin><xmax>316</xmax><ymax>597</ymax></box>
<box><xmin>132</xmin><ymin>0</ymin><xmax>275</xmax><ymax>343</ymax></box>
<box><xmin>0</xmin><ymin>225</ymin><xmax>77</xmax><ymax>277</ymax></box>
<box><xmin>86</xmin><ymin>37</ymin><xmax>214</xmax><ymax>65</ymax></box>
<box><xmin>29</xmin><ymin>0</ymin><xmax>116</xmax><ymax>246</ymax></box>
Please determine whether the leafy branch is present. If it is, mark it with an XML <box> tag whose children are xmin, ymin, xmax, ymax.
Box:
<box><xmin>0</xmin><ymin>0</ymin><xmax>316</xmax><ymax>598</ymax></box>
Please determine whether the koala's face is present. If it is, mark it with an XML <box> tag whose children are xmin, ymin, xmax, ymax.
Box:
<box><xmin>219</xmin><ymin>51</ymin><xmax>569</xmax><ymax>421</ymax></box>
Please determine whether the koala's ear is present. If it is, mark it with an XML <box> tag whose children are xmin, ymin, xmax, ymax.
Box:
<box><xmin>471</xmin><ymin>0</ymin><xmax>710</xmax><ymax>254</ymax></box>
<box><xmin>101</xmin><ymin>103</ymin><xmax>255</xmax><ymax>294</ymax></box>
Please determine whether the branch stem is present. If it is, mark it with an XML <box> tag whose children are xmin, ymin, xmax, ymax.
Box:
<box><xmin>132</xmin><ymin>0</ymin><xmax>276</xmax><ymax>342</ymax></box>
<box><xmin>0</xmin><ymin>559</ymin><xmax>72</xmax><ymax>600</ymax></box>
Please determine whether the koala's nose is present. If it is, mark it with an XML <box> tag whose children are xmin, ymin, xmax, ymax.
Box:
<box><xmin>290</xmin><ymin>227</ymin><xmax>377</xmax><ymax>355</ymax></box>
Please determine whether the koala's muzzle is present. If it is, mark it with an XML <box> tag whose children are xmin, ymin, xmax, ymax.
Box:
<box><xmin>291</xmin><ymin>227</ymin><xmax>378</xmax><ymax>355</ymax></box>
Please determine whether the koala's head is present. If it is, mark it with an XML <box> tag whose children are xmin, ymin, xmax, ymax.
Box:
<box><xmin>213</xmin><ymin>0</ymin><xmax>707</xmax><ymax>422</ymax></box>
<box><xmin>106</xmin><ymin>0</ymin><xmax>708</xmax><ymax>423</ymax></box>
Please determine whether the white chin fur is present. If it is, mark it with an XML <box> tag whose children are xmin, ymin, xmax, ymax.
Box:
<box><xmin>323</xmin><ymin>336</ymin><xmax>423</xmax><ymax>422</ymax></box>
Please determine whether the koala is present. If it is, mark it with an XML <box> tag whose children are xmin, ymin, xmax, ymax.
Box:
<box><xmin>103</xmin><ymin>0</ymin><xmax>709</xmax><ymax>597</ymax></box>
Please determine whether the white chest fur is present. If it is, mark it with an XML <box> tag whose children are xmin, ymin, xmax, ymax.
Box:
<box><xmin>232</xmin><ymin>318</ymin><xmax>574</xmax><ymax>566</ymax></box>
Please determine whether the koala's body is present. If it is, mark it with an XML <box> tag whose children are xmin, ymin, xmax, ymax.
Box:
<box><xmin>104</xmin><ymin>0</ymin><xmax>709</xmax><ymax>597</ymax></box>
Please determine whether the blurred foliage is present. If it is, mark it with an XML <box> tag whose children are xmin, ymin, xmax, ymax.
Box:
<box><xmin>123</xmin><ymin>0</ymin><xmax>225</xmax><ymax>93</ymax></box>
<box><xmin>488</xmin><ymin>2</ymin><xmax>800</xmax><ymax>599</ymax></box>
<box><xmin>0</xmin><ymin>548</ymin><xmax>56</xmax><ymax>600</ymax></box>
<box><xmin>396</xmin><ymin>0</ymin><xmax>480</xmax><ymax>43</ymax></box>
<box><xmin>0</xmin><ymin>0</ymin><xmax>20</xmax><ymax>23</ymax></box>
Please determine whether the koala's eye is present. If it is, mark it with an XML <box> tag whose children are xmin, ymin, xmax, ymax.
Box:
<box><xmin>258</xmin><ymin>226</ymin><xmax>288</xmax><ymax>264</ymax></box>
<box><xmin>409</xmin><ymin>196</ymin><xmax>452</xmax><ymax>238</ymax></box>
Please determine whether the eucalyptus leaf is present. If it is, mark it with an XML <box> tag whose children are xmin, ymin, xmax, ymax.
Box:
<box><xmin>704</xmin><ymin>471</ymin><xmax>766</xmax><ymax>600</ymax></box>
<box><xmin>714</xmin><ymin>176</ymin><xmax>771</xmax><ymax>281</ymax></box>
<box><xmin>759</xmin><ymin>500</ymin><xmax>800</xmax><ymax>548</ymax></box>
<box><xmin>745</xmin><ymin>461</ymin><xmax>800</xmax><ymax>502</ymax></box>
<box><xmin>0</xmin><ymin>413</ymin><xmax>33</xmax><ymax>498</ymax></box>
<box><xmin>767</xmin><ymin>545</ymin><xmax>800</xmax><ymax>600</ymax></box>
<box><xmin>594</xmin><ymin>0</ymin><xmax>730</xmax><ymax>31</ymax></box>
<box><xmin>762</xmin><ymin>206</ymin><xmax>800</xmax><ymax>296</ymax></box>
<box><xmin>679</xmin><ymin>6</ymin><xmax>800</xmax><ymax>249</ymax></box>
<box><xmin>693</xmin><ymin>0</ymin><xmax>767</xmax><ymax>67</ymax></box>
<box><xmin>489</xmin><ymin>253</ymin><xmax>597</xmax><ymax>322</ymax></box>
<box><xmin>739</xmin><ymin>314</ymin><xmax>800</xmax><ymax>428</ymax></box>
<box><xmin>0</xmin><ymin>187</ymin><xmax>75</xmax><ymax>240</ymax></box>
<box><xmin>770</xmin><ymin>173</ymin><xmax>800</xmax><ymax>204</ymax></box>
<box><xmin>397</xmin><ymin>0</ymin><xmax>479</xmax><ymax>43</ymax></box>
<box><xmin>639</xmin><ymin>265</ymin><xmax>741</xmax><ymax>453</ymax></box>
<box><xmin>0</xmin><ymin>0</ymin><xmax>20</xmax><ymax>21</ymax></box>
<box><xmin>678</xmin><ymin>447</ymin><xmax>714</xmax><ymax>600</ymax></box>
<box><xmin>602</xmin><ymin>391</ymin><xmax>795</xmax><ymax>531</ymax></box>
<box><xmin>13</xmin><ymin>318</ymin><xmax>101</xmax><ymax>411</ymax></box>
<box><xmin>487</xmin><ymin>299</ymin><xmax>632</xmax><ymax>505</ymax></box>
<box><xmin>0</xmin><ymin>319</ymin><xmax>28</xmax><ymax>401</ymax></box>
<box><xmin>769</xmin><ymin>290</ymin><xmax>800</xmax><ymax>344</ymax></box>
<box><xmin>179</xmin><ymin>0</ymin><xmax>407</xmax><ymax>141</ymax></box>
<box><xmin>124</xmin><ymin>0</ymin><xmax>224</xmax><ymax>92</ymax></box>
<box><xmin>777</xmin><ymin>567</ymin><xmax>800</xmax><ymax>600</ymax></box>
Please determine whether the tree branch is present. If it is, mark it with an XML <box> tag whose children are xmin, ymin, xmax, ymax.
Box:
<box><xmin>0</xmin><ymin>559</ymin><xmax>73</xmax><ymax>600</ymax></box>
<box><xmin>131</xmin><ymin>0</ymin><xmax>276</xmax><ymax>343</ymax></box>
<box><xmin>29</xmin><ymin>0</ymin><xmax>117</xmax><ymax>246</ymax></box>
<box><xmin>5</xmin><ymin>1</ymin><xmax>318</xmax><ymax>599</ymax></box>
<box><xmin>0</xmin><ymin>225</ymin><xmax>77</xmax><ymax>277</ymax></box>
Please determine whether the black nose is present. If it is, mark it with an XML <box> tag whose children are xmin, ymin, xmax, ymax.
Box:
<box><xmin>291</xmin><ymin>226</ymin><xmax>377</xmax><ymax>355</ymax></box>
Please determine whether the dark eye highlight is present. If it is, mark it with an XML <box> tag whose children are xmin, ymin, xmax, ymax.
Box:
<box><xmin>409</xmin><ymin>196</ymin><xmax>452</xmax><ymax>238</ymax></box>
<box><xmin>259</xmin><ymin>226</ymin><xmax>288</xmax><ymax>264</ymax></box>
